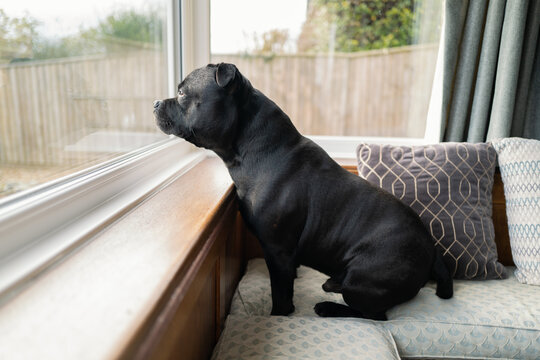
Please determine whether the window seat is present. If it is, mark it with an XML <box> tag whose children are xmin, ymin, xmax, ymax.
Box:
<box><xmin>0</xmin><ymin>157</ymin><xmax>517</xmax><ymax>360</ymax></box>
<box><xmin>216</xmin><ymin>258</ymin><xmax>539</xmax><ymax>359</ymax></box>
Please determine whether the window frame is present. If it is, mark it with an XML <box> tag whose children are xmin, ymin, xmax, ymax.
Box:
<box><xmin>0</xmin><ymin>0</ymin><xmax>444</xmax><ymax>298</ymax></box>
<box><xmin>204</xmin><ymin>0</ymin><xmax>445</xmax><ymax>157</ymax></box>
<box><xmin>0</xmin><ymin>0</ymin><xmax>207</xmax><ymax>298</ymax></box>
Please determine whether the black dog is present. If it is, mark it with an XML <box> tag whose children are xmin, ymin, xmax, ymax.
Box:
<box><xmin>153</xmin><ymin>63</ymin><xmax>453</xmax><ymax>320</ymax></box>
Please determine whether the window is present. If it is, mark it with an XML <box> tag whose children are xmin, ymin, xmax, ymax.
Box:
<box><xmin>0</xmin><ymin>0</ymin><xmax>445</xmax><ymax>296</ymax></box>
<box><xmin>210</xmin><ymin>0</ymin><xmax>443</xmax><ymax>139</ymax></box>
<box><xmin>0</xmin><ymin>0</ymin><xmax>170</xmax><ymax>199</ymax></box>
<box><xmin>0</xmin><ymin>0</ymin><xmax>203</xmax><ymax>296</ymax></box>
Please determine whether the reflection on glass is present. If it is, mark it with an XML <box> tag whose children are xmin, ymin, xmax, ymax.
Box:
<box><xmin>211</xmin><ymin>0</ymin><xmax>442</xmax><ymax>138</ymax></box>
<box><xmin>0</xmin><ymin>1</ymin><xmax>169</xmax><ymax>199</ymax></box>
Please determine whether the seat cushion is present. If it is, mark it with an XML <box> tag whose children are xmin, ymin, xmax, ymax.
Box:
<box><xmin>212</xmin><ymin>315</ymin><xmax>400</xmax><ymax>360</ymax></box>
<box><xmin>229</xmin><ymin>258</ymin><xmax>343</xmax><ymax>317</ymax></box>
<box><xmin>230</xmin><ymin>259</ymin><xmax>540</xmax><ymax>359</ymax></box>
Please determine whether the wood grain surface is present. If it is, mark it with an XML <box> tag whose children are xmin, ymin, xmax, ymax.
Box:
<box><xmin>0</xmin><ymin>158</ymin><xmax>236</xmax><ymax>360</ymax></box>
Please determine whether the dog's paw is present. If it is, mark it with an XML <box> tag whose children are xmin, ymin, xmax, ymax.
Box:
<box><xmin>314</xmin><ymin>301</ymin><xmax>338</xmax><ymax>317</ymax></box>
<box><xmin>322</xmin><ymin>278</ymin><xmax>342</xmax><ymax>293</ymax></box>
<box><xmin>271</xmin><ymin>304</ymin><xmax>295</xmax><ymax>316</ymax></box>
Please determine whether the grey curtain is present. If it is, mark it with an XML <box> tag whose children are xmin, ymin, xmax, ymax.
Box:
<box><xmin>441</xmin><ymin>0</ymin><xmax>540</xmax><ymax>142</ymax></box>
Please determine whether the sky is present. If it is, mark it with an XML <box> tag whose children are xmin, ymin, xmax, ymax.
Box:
<box><xmin>1</xmin><ymin>0</ymin><xmax>308</xmax><ymax>54</ymax></box>
<box><xmin>210</xmin><ymin>0</ymin><xmax>308</xmax><ymax>53</ymax></box>
<box><xmin>1</xmin><ymin>0</ymin><xmax>156</xmax><ymax>37</ymax></box>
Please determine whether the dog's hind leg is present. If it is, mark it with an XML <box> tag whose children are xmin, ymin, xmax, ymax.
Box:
<box><xmin>314</xmin><ymin>301</ymin><xmax>387</xmax><ymax>320</ymax></box>
<box><xmin>322</xmin><ymin>277</ymin><xmax>343</xmax><ymax>293</ymax></box>
<box><xmin>315</xmin><ymin>266</ymin><xmax>391</xmax><ymax>320</ymax></box>
<box><xmin>431</xmin><ymin>247</ymin><xmax>453</xmax><ymax>299</ymax></box>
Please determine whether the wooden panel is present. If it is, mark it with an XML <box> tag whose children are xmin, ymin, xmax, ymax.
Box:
<box><xmin>0</xmin><ymin>45</ymin><xmax>439</xmax><ymax>167</ymax></box>
<box><xmin>218</xmin><ymin>213</ymin><xmax>245</xmax><ymax>335</ymax></box>
<box><xmin>0</xmin><ymin>158</ymin><xmax>236</xmax><ymax>360</ymax></box>
<box><xmin>122</xmin><ymin>198</ymin><xmax>239</xmax><ymax>360</ymax></box>
<box><xmin>342</xmin><ymin>164</ymin><xmax>358</xmax><ymax>175</ymax></box>
<box><xmin>150</xmin><ymin>257</ymin><xmax>217</xmax><ymax>360</ymax></box>
<box><xmin>243</xmin><ymin>218</ymin><xmax>263</xmax><ymax>261</ymax></box>
<box><xmin>492</xmin><ymin>171</ymin><xmax>513</xmax><ymax>266</ymax></box>
<box><xmin>212</xmin><ymin>44</ymin><xmax>437</xmax><ymax>138</ymax></box>
<box><xmin>0</xmin><ymin>51</ymin><xmax>167</xmax><ymax>166</ymax></box>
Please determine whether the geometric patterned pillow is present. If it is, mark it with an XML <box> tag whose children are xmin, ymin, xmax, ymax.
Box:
<box><xmin>492</xmin><ymin>137</ymin><xmax>540</xmax><ymax>286</ymax></box>
<box><xmin>356</xmin><ymin>142</ymin><xmax>507</xmax><ymax>280</ymax></box>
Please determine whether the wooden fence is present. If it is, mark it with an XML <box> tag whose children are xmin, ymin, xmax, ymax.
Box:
<box><xmin>0</xmin><ymin>44</ymin><xmax>437</xmax><ymax>166</ymax></box>
<box><xmin>212</xmin><ymin>44</ymin><xmax>438</xmax><ymax>138</ymax></box>
<box><xmin>0</xmin><ymin>50</ymin><xmax>168</xmax><ymax>166</ymax></box>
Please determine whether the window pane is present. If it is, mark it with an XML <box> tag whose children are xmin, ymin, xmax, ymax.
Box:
<box><xmin>0</xmin><ymin>1</ymin><xmax>168</xmax><ymax>199</ymax></box>
<box><xmin>211</xmin><ymin>0</ymin><xmax>442</xmax><ymax>137</ymax></box>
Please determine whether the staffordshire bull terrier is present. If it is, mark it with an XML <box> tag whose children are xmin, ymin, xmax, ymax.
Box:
<box><xmin>153</xmin><ymin>63</ymin><xmax>453</xmax><ymax>320</ymax></box>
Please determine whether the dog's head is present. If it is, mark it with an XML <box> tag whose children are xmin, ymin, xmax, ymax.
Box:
<box><xmin>153</xmin><ymin>63</ymin><xmax>242</xmax><ymax>152</ymax></box>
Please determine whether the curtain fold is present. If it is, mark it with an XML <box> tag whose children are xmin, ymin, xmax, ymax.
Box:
<box><xmin>441</xmin><ymin>0</ymin><xmax>540</xmax><ymax>142</ymax></box>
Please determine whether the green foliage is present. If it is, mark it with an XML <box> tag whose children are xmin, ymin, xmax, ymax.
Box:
<box><xmin>97</xmin><ymin>10</ymin><xmax>162</xmax><ymax>45</ymax></box>
<box><xmin>0</xmin><ymin>9</ymin><xmax>38</xmax><ymax>61</ymax></box>
<box><xmin>0</xmin><ymin>7</ymin><xmax>163</xmax><ymax>62</ymax></box>
<box><xmin>298</xmin><ymin>0</ymin><xmax>440</xmax><ymax>53</ymax></box>
<box><xmin>31</xmin><ymin>31</ymin><xmax>104</xmax><ymax>60</ymax></box>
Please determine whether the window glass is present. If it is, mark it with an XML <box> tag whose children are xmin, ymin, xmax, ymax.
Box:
<box><xmin>0</xmin><ymin>0</ymin><xmax>168</xmax><ymax>199</ymax></box>
<box><xmin>211</xmin><ymin>0</ymin><xmax>442</xmax><ymax>137</ymax></box>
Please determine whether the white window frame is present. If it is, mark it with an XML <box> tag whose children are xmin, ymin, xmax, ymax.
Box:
<box><xmin>0</xmin><ymin>0</ymin><xmax>208</xmax><ymax>299</ymax></box>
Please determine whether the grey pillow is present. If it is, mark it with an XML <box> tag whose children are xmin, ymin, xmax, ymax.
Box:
<box><xmin>356</xmin><ymin>142</ymin><xmax>507</xmax><ymax>280</ymax></box>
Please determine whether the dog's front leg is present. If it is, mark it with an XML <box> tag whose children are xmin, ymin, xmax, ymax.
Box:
<box><xmin>263</xmin><ymin>252</ymin><xmax>296</xmax><ymax>316</ymax></box>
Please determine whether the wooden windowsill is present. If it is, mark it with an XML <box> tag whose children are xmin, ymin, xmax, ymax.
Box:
<box><xmin>0</xmin><ymin>158</ymin><xmax>234</xmax><ymax>360</ymax></box>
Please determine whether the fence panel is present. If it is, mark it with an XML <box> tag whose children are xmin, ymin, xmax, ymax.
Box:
<box><xmin>212</xmin><ymin>44</ymin><xmax>438</xmax><ymax>138</ymax></box>
<box><xmin>0</xmin><ymin>45</ymin><xmax>437</xmax><ymax>166</ymax></box>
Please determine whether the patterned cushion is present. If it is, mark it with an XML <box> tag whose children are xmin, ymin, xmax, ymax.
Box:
<box><xmin>492</xmin><ymin>137</ymin><xmax>540</xmax><ymax>285</ymax></box>
<box><xmin>230</xmin><ymin>259</ymin><xmax>540</xmax><ymax>359</ymax></box>
<box><xmin>356</xmin><ymin>142</ymin><xmax>506</xmax><ymax>279</ymax></box>
<box><xmin>229</xmin><ymin>258</ymin><xmax>343</xmax><ymax>317</ymax></box>
<box><xmin>212</xmin><ymin>316</ymin><xmax>400</xmax><ymax>360</ymax></box>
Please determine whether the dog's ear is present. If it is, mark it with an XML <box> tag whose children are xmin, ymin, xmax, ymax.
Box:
<box><xmin>216</xmin><ymin>63</ymin><xmax>236</xmax><ymax>88</ymax></box>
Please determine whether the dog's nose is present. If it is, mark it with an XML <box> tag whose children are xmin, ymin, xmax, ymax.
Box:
<box><xmin>153</xmin><ymin>100</ymin><xmax>161</xmax><ymax>109</ymax></box>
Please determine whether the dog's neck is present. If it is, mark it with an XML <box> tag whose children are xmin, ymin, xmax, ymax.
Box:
<box><xmin>216</xmin><ymin>86</ymin><xmax>303</xmax><ymax>195</ymax></box>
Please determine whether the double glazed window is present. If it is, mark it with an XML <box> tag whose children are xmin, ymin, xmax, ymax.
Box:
<box><xmin>0</xmin><ymin>0</ymin><xmax>444</xmax><ymax>294</ymax></box>
<box><xmin>210</xmin><ymin>0</ymin><xmax>443</xmax><ymax>138</ymax></box>
<box><xmin>1</xmin><ymin>0</ymin><xmax>170</xmax><ymax>199</ymax></box>
<box><xmin>1</xmin><ymin>0</ymin><xmax>443</xmax><ymax>201</ymax></box>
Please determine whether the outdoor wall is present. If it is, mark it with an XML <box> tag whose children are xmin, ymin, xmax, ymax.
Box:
<box><xmin>0</xmin><ymin>44</ymin><xmax>437</xmax><ymax>166</ymax></box>
<box><xmin>0</xmin><ymin>50</ymin><xmax>167</xmax><ymax>166</ymax></box>
<box><xmin>212</xmin><ymin>44</ymin><xmax>438</xmax><ymax>138</ymax></box>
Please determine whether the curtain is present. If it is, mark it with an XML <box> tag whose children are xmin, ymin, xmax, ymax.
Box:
<box><xmin>441</xmin><ymin>0</ymin><xmax>540</xmax><ymax>142</ymax></box>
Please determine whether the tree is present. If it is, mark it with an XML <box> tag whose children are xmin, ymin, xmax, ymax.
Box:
<box><xmin>0</xmin><ymin>7</ymin><xmax>163</xmax><ymax>63</ymax></box>
<box><xmin>297</xmin><ymin>0</ymin><xmax>439</xmax><ymax>53</ymax></box>
<box><xmin>0</xmin><ymin>9</ymin><xmax>38</xmax><ymax>62</ymax></box>
<box><xmin>97</xmin><ymin>10</ymin><xmax>163</xmax><ymax>45</ymax></box>
<box><xmin>251</xmin><ymin>29</ymin><xmax>290</xmax><ymax>55</ymax></box>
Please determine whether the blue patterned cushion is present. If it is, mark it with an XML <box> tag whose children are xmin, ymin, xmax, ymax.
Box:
<box><xmin>229</xmin><ymin>258</ymin><xmax>343</xmax><ymax>317</ymax></box>
<box><xmin>492</xmin><ymin>137</ymin><xmax>540</xmax><ymax>286</ymax></box>
<box><xmin>230</xmin><ymin>259</ymin><xmax>540</xmax><ymax>359</ymax></box>
<box><xmin>212</xmin><ymin>316</ymin><xmax>400</xmax><ymax>360</ymax></box>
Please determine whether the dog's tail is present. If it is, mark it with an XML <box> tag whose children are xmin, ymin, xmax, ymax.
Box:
<box><xmin>431</xmin><ymin>247</ymin><xmax>453</xmax><ymax>299</ymax></box>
